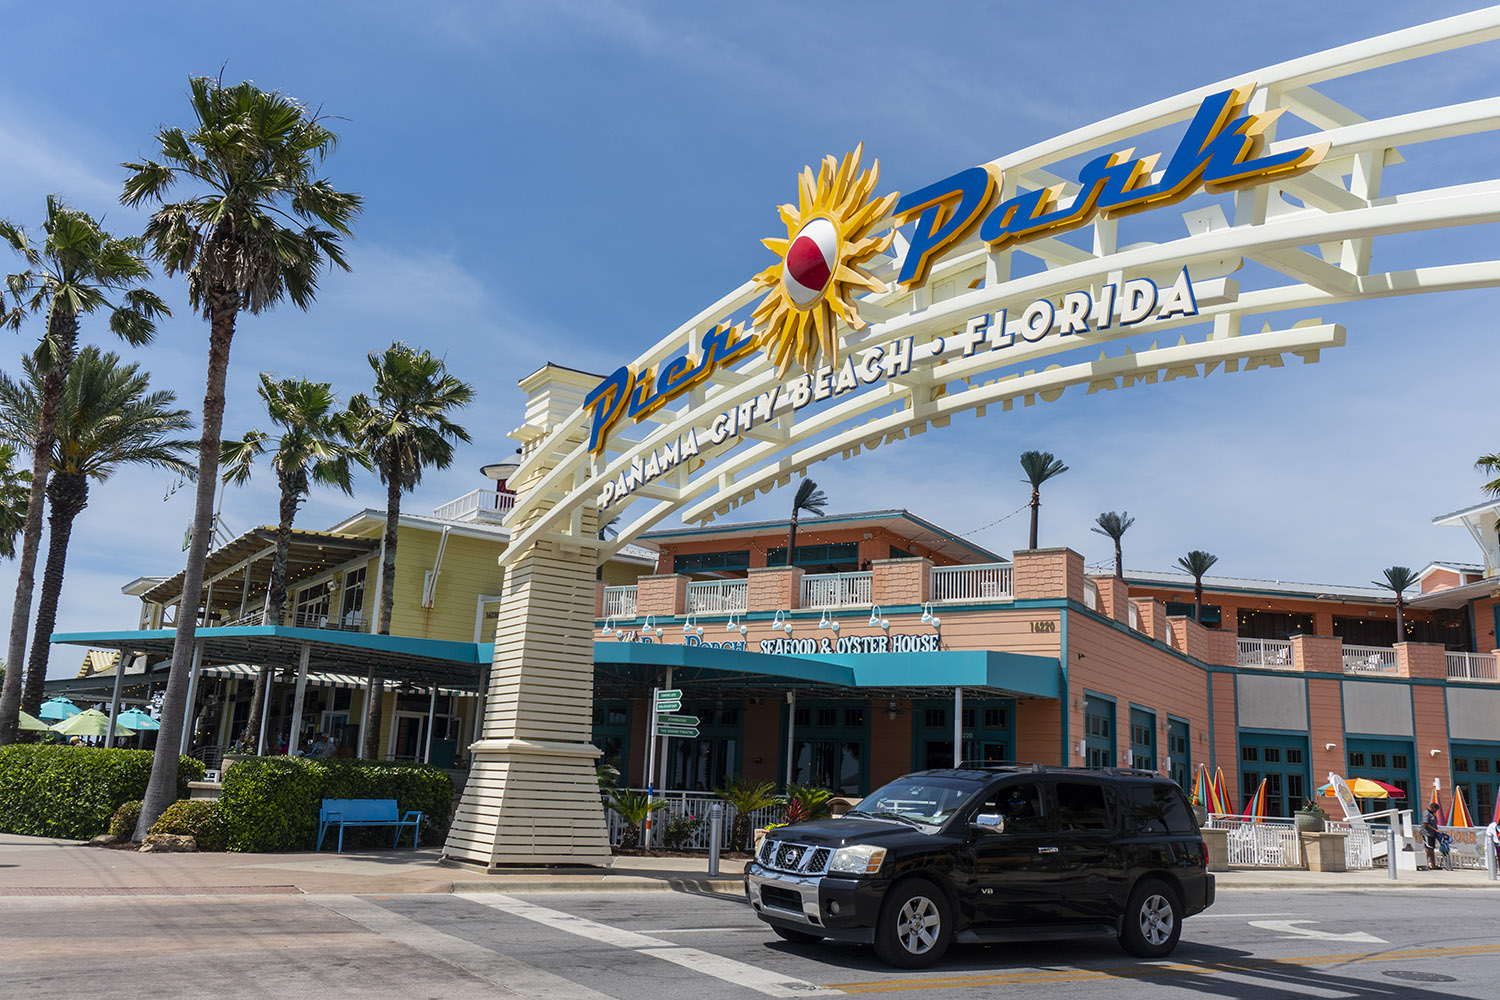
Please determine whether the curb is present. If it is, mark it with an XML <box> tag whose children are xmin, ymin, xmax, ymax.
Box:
<box><xmin>451</xmin><ymin>878</ymin><xmax>744</xmax><ymax>895</ymax></box>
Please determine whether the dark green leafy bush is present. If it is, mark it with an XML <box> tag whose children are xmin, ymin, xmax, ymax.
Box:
<box><xmin>220</xmin><ymin>756</ymin><xmax>454</xmax><ymax>853</ymax></box>
<box><xmin>149</xmin><ymin>799</ymin><xmax>226</xmax><ymax>851</ymax></box>
<box><xmin>0</xmin><ymin>746</ymin><xmax>203</xmax><ymax>840</ymax></box>
<box><xmin>108</xmin><ymin>800</ymin><xmax>142</xmax><ymax>839</ymax></box>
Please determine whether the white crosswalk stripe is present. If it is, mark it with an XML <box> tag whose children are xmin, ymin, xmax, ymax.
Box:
<box><xmin>457</xmin><ymin>893</ymin><xmax>843</xmax><ymax>997</ymax></box>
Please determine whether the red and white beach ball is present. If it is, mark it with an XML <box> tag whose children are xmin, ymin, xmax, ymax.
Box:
<box><xmin>783</xmin><ymin>217</ymin><xmax>838</xmax><ymax>306</ymax></box>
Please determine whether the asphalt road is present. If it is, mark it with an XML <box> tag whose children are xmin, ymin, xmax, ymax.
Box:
<box><xmin>3</xmin><ymin>886</ymin><xmax>1496</xmax><ymax>999</ymax></box>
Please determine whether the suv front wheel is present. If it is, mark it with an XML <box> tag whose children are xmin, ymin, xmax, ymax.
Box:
<box><xmin>874</xmin><ymin>878</ymin><xmax>952</xmax><ymax>968</ymax></box>
<box><xmin>1119</xmin><ymin>878</ymin><xmax>1182</xmax><ymax>958</ymax></box>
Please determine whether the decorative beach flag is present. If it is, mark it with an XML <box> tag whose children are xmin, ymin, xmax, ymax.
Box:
<box><xmin>1243</xmin><ymin>777</ymin><xmax>1269</xmax><ymax>822</ymax></box>
<box><xmin>1194</xmin><ymin>764</ymin><xmax>1212</xmax><ymax>813</ymax></box>
<box><xmin>1451</xmin><ymin>785</ymin><xmax>1473</xmax><ymax>828</ymax></box>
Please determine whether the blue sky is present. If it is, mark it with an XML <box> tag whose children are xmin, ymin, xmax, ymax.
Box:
<box><xmin>0</xmin><ymin>1</ymin><xmax>1497</xmax><ymax>678</ymax></box>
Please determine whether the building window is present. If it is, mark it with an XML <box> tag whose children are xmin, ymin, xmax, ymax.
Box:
<box><xmin>1084</xmin><ymin>696</ymin><xmax>1115</xmax><ymax>769</ymax></box>
<box><xmin>765</xmin><ymin>542</ymin><xmax>859</xmax><ymax>571</ymax></box>
<box><xmin>1238</xmin><ymin>609</ymin><xmax>1315</xmax><ymax>640</ymax></box>
<box><xmin>924</xmin><ymin>708</ymin><xmax>946</xmax><ymax>729</ymax></box>
<box><xmin>1129</xmin><ymin>707</ymin><xmax>1155</xmax><ymax>772</ymax></box>
<box><xmin>790</xmin><ymin>700</ymin><xmax>867</xmax><ymax>794</ymax></box>
<box><xmin>339</xmin><ymin>567</ymin><xmax>366</xmax><ymax>628</ymax></box>
<box><xmin>1165</xmin><ymin>601</ymin><xmax>1222</xmax><ymax>627</ymax></box>
<box><xmin>1240</xmin><ymin>734</ymin><xmax>1311</xmax><ymax>818</ymax></box>
<box><xmin>673</xmin><ymin>550</ymin><xmax>751</xmax><ymax>574</ymax></box>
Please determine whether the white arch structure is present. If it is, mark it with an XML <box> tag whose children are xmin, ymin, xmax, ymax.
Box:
<box><xmin>444</xmin><ymin>10</ymin><xmax>1500</xmax><ymax>868</ymax></box>
<box><xmin>500</xmin><ymin>8</ymin><xmax>1500</xmax><ymax>568</ymax></box>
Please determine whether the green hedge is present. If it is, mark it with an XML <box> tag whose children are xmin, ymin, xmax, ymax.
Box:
<box><xmin>219</xmin><ymin>756</ymin><xmax>454</xmax><ymax>853</ymax></box>
<box><xmin>150</xmin><ymin>799</ymin><xmax>227</xmax><ymax>851</ymax></box>
<box><xmin>0</xmin><ymin>746</ymin><xmax>204</xmax><ymax>840</ymax></box>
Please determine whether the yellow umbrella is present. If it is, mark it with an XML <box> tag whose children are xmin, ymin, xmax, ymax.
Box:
<box><xmin>18</xmin><ymin>709</ymin><xmax>49</xmax><ymax>732</ymax></box>
<box><xmin>50</xmin><ymin>709</ymin><xmax>133</xmax><ymax>738</ymax></box>
<box><xmin>1319</xmin><ymin>777</ymin><xmax>1404</xmax><ymax>799</ymax></box>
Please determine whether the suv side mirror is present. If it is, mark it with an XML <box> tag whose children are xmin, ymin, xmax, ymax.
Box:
<box><xmin>972</xmin><ymin>812</ymin><xmax>1006</xmax><ymax>835</ymax></box>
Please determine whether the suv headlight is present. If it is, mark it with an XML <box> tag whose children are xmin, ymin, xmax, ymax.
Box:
<box><xmin>827</xmin><ymin>844</ymin><xmax>887</xmax><ymax>875</ymax></box>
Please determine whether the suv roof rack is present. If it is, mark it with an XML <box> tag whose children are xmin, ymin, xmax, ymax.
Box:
<box><xmin>953</xmin><ymin>762</ymin><xmax>1167</xmax><ymax>779</ymax></box>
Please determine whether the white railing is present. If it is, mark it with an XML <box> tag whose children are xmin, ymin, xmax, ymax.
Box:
<box><xmin>686</xmin><ymin>580</ymin><xmax>748</xmax><ymax>614</ymax></box>
<box><xmin>223</xmin><ymin>609</ymin><xmax>365</xmax><ymax>632</ymax></box>
<box><xmin>603</xmin><ymin>586</ymin><xmax>637</xmax><ymax>619</ymax></box>
<box><xmin>1342</xmin><ymin>644</ymin><xmax>1398</xmax><ymax>676</ymax></box>
<box><xmin>1206</xmin><ymin>815</ymin><xmax>1302</xmax><ymax>868</ymax></box>
<box><xmin>1325</xmin><ymin>820</ymin><xmax>1375</xmax><ymax>869</ymax></box>
<box><xmin>930</xmin><ymin>563</ymin><xmax>1013</xmax><ymax>603</ymax></box>
<box><xmin>1237</xmin><ymin>638</ymin><xmax>1295</xmax><ymax>669</ymax></box>
<box><xmin>600</xmin><ymin>790</ymin><xmax>782</xmax><ymax>850</ymax></box>
<box><xmin>433</xmin><ymin>488</ymin><xmax>515</xmax><ymax>522</ymax></box>
<box><xmin>800</xmin><ymin>572</ymin><xmax>872</xmax><ymax>609</ymax></box>
<box><xmin>1083</xmin><ymin>578</ymin><xmax>1099</xmax><ymax>611</ymax></box>
<box><xmin>1447</xmin><ymin>651</ymin><xmax>1500</xmax><ymax>682</ymax></box>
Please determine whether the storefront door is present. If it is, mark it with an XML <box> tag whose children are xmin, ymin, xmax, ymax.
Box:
<box><xmin>1452</xmin><ymin>741</ymin><xmax>1500</xmax><ymax>824</ymax></box>
<box><xmin>1345</xmin><ymin>737</ymin><xmax>1415</xmax><ymax>815</ymax></box>
<box><xmin>1084</xmin><ymin>695</ymin><xmax>1115</xmax><ymax>769</ymax></box>
<box><xmin>1239</xmin><ymin>732</ymin><xmax>1310</xmax><ymax>818</ymax></box>
<box><xmin>914</xmin><ymin>698</ymin><xmax>1014</xmax><ymax>771</ymax></box>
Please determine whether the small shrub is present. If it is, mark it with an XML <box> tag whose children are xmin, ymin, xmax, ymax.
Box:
<box><xmin>108</xmin><ymin>800</ymin><xmax>143</xmax><ymax>839</ymax></box>
<box><xmin>220</xmin><ymin>756</ymin><xmax>455</xmax><ymax>853</ymax></box>
<box><xmin>660</xmin><ymin>812</ymin><xmax>702</xmax><ymax>850</ymax></box>
<box><xmin>149</xmin><ymin>799</ymin><xmax>226</xmax><ymax>851</ymax></box>
<box><xmin>0</xmin><ymin>746</ymin><xmax>203</xmax><ymax>840</ymax></box>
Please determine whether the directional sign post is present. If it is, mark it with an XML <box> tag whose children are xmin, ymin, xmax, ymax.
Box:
<box><xmin>656</xmin><ymin>726</ymin><xmax>700</xmax><ymax>738</ymax></box>
<box><xmin>655</xmin><ymin>689</ymin><xmax>682</xmax><ymax>713</ymax></box>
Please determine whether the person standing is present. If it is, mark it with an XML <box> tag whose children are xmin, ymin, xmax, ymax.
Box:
<box><xmin>1422</xmin><ymin>802</ymin><xmax>1443</xmax><ymax>871</ymax></box>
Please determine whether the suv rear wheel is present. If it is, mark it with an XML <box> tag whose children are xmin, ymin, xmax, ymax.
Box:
<box><xmin>874</xmin><ymin>878</ymin><xmax>952</xmax><ymax>968</ymax></box>
<box><xmin>1119</xmin><ymin>878</ymin><xmax>1181</xmax><ymax>958</ymax></box>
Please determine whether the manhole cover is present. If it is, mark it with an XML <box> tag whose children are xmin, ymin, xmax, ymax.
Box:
<box><xmin>1382</xmin><ymin>971</ymin><xmax>1457</xmax><ymax>983</ymax></box>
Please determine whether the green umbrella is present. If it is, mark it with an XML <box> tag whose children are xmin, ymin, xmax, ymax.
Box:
<box><xmin>50</xmin><ymin>709</ymin><xmax>133</xmax><ymax>738</ymax></box>
<box><xmin>18</xmin><ymin>710</ymin><xmax>49</xmax><ymax>732</ymax></box>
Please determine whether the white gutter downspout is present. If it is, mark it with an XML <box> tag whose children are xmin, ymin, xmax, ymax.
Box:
<box><xmin>422</xmin><ymin>526</ymin><xmax>452</xmax><ymax>609</ymax></box>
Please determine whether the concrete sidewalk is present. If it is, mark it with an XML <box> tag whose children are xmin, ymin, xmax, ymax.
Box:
<box><xmin>2</xmin><ymin>833</ymin><xmax>1496</xmax><ymax>896</ymax></box>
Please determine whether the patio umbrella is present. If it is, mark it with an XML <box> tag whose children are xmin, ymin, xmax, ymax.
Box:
<box><xmin>1450</xmin><ymin>785</ymin><xmax>1474</xmax><ymax>828</ymax></box>
<box><xmin>37</xmin><ymin>697</ymin><xmax>80</xmax><ymax>722</ymax></box>
<box><xmin>1211</xmin><ymin>767</ymin><xmax>1231</xmax><ymax>815</ymax></box>
<box><xmin>1193</xmin><ymin>764</ymin><xmax>1212</xmax><ymax>813</ymax></box>
<box><xmin>1430</xmin><ymin>781</ymin><xmax>1444</xmax><ymax>825</ymax></box>
<box><xmin>50</xmin><ymin>709</ymin><xmax>133</xmax><ymax>739</ymax></box>
<box><xmin>18</xmin><ymin>709</ymin><xmax>49</xmax><ymax>732</ymax></box>
<box><xmin>1243</xmin><ymin>777</ymin><xmax>1269</xmax><ymax>822</ymax></box>
<box><xmin>1317</xmin><ymin>777</ymin><xmax>1406</xmax><ymax>799</ymax></box>
<box><xmin>114</xmin><ymin>708</ymin><xmax>160</xmax><ymax>731</ymax></box>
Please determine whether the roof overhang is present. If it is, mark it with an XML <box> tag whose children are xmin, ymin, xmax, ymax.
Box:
<box><xmin>142</xmin><ymin>529</ymin><xmax>378</xmax><ymax>606</ymax></box>
<box><xmin>1408</xmin><ymin>577</ymin><xmax>1500</xmax><ymax>610</ymax></box>
<box><xmin>641</xmin><ymin>509</ymin><xmax>1003</xmax><ymax>565</ymax></box>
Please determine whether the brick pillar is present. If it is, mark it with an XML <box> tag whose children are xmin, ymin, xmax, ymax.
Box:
<box><xmin>1094</xmin><ymin>576</ymin><xmax>1131</xmax><ymax>622</ymax></box>
<box><xmin>635</xmin><ymin>574</ymin><xmax>687</xmax><ymax>618</ymax></box>
<box><xmin>1168</xmin><ymin>616</ymin><xmax>1227</xmax><ymax>662</ymax></box>
<box><xmin>1205</xmin><ymin>628</ymin><xmax>1238</xmax><ymax>667</ymax></box>
<box><xmin>1396</xmin><ymin>642</ymin><xmax>1447</xmax><ymax>679</ymax></box>
<box><xmin>871</xmin><ymin>558</ymin><xmax>932</xmax><ymax>607</ymax></box>
<box><xmin>1011</xmin><ymin>548</ymin><xmax>1086</xmax><ymax>603</ymax></box>
<box><xmin>748</xmin><ymin>566</ymin><xmax>804</xmax><ymax>612</ymax></box>
<box><xmin>1132</xmin><ymin>598</ymin><xmax>1168</xmax><ymax>642</ymax></box>
<box><xmin>1289</xmin><ymin>634</ymin><xmax>1342</xmax><ymax>673</ymax></box>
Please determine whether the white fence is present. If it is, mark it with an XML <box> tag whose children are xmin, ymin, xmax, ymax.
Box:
<box><xmin>1324</xmin><ymin>820</ymin><xmax>1376</xmax><ymax>869</ymax></box>
<box><xmin>1448</xmin><ymin>651</ymin><xmax>1500</xmax><ymax>682</ymax></box>
<box><xmin>433</xmin><ymin>488</ymin><xmax>515</xmax><ymax>522</ymax></box>
<box><xmin>1342</xmin><ymin>644</ymin><xmax>1398</xmax><ymax>676</ymax></box>
<box><xmin>603</xmin><ymin>586</ymin><xmax>637</xmax><ymax>619</ymax></box>
<box><xmin>930</xmin><ymin>563</ymin><xmax>1013</xmax><ymax>603</ymax></box>
<box><xmin>600</xmin><ymin>790</ymin><xmax>782</xmax><ymax>850</ymax></box>
<box><xmin>1237</xmin><ymin>638</ymin><xmax>1295</xmax><ymax>669</ymax></box>
<box><xmin>1207</xmin><ymin>816</ymin><xmax>1302</xmax><ymax>868</ymax></box>
<box><xmin>800</xmin><ymin>572</ymin><xmax>872</xmax><ymax>609</ymax></box>
<box><xmin>224</xmin><ymin>609</ymin><xmax>365</xmax><ymax>632</ymax></box>
<box><xmin>686</xmin><ymin>580</ymin><xmax>748</xmax><ymax>614</ymax></box>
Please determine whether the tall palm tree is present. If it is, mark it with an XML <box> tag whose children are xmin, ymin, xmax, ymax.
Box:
<box><xmin>1091</xmin><ymin>511</ymin><xmax>1136</xmax><ymax>579</ymax></box>
<box><xmin>0</xmin><ymin>445</ymin><xmax>30</xmax><ymax>559</ymax></box>
<box><xmin>122</xmin><ymin>76</ymin><xmax>361</xmax><ymax>837</ymax></box>
<box><xmin>784</xmin><ymin>478</ymin><xmax>828</xmax><ymax>566</ymax></box>
<box><xmin>1176</xmin><ymin>550</ymin><xmax>1219</xmax><ymax>622</ymax></box>
<box><xmin>1019</xmin><ymin>450</ymin><xmax>1068</xmax><ymax>550</ymax></box>
<box><xmin>347</xmin><ymin>344</ymin><xmax>473</xmax><ymax>758</ymax></box>
<box><xmin>220</xmin><ymin>375</ymin><xmax>367</xmax><ymax>747</ymax></box>
<box><xmin>1374</xmin><ymin>565</ymin><xmax>1418</xmax><ymax>640</ymax></box>
<box><xmin>0</xmin><ymin>348</ymin><xmax>194</xmax><ymax>715</ymax></box>
<box><xmin>1477</xmin><ymin>453</ymin><xmax>1500</xmax><ymax>496</ymax></box>
<box><xmin>0</xmin><ymin>197</ymin><xmax>167</xmax><ymax>746</ymax></box>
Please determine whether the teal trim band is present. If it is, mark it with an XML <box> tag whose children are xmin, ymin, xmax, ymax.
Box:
<box><xmin>1060</xmin><ymin>607</ymin><xmax>1070</xmax><ymax>766</ymax></box>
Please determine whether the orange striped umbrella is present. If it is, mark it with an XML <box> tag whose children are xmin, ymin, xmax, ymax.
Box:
<box><xmin>1430</xmin><ymin>782</ymin><xmax>1445</xmax><ymax>825</ymax></box>
<box><xmin>1451</xmin><ymin>785</ymin><xmax>1474</xmax><ymax>828</ymax></box>
<box><xmin>1242</xmin><ymin>777</ymin><xmax>1269</xmax><ymax>822</ymax></box>
<box><xmin>1211</xmin><ymin>767</ymin><xmax>1231</xmax><ymax>815</ymax></box>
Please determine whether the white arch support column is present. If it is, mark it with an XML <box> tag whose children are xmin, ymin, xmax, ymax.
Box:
<box><xmin>444</xmin><ymin>366</ymin><xmax>612</xmax><ymax>868</ymax></box>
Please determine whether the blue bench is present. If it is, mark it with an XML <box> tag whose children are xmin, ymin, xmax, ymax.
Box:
<box><xmin>317</xmin><ymin>798</ymin><xmax>423</xmax><ymax>852</ymax></box>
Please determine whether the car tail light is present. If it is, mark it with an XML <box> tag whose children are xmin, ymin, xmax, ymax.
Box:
<box><xmin>1201</xmin><ymin>838</ymin><xmax>1210</xmax><ymax>864</ymax></box>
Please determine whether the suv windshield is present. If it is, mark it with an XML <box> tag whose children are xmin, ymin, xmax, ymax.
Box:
<box><xmin>849</xmin><ymin>775</ymin><xmax>984</xmax><ymax>828</ymax></box>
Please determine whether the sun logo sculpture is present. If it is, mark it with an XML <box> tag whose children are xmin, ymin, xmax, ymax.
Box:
<box><xmin>751</xmin><ymin>144</ymin><xmax>899</xmax><ymax>376</ymax></box>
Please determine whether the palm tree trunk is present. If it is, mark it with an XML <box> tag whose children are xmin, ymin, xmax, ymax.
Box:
<box><xmin>241</xmin><ymin>480</ymin><xmax>301</xmax><ymax>748</ymax></box>
<box><xmin>1194</xmin><ymin>581</ymin><xmax>1203</xmax><ymax>622</ymax></box>
<box><xmin>361</xmin><ymin>472</ymin><xmax>400</xmax><ymax>759</ymax></box>
<box><xmin>135</xmin><ymin>289</ymin><xmax>236</xmax><ymax>839</ymax></box>
<box><xmin>1113</xmin><ymin>539</ymin><xmax>1123</xmax><ymax>580</ymax></box>
<box><xmin>1028</xmin><ymin>489</ymin><xmax>1040</xmax><ymax>549</ymax></box>
<box><xmin>0</xmin><ymin>312</ymin><xmax>77</xmax><ymax>745</ymax></box>
<box><xmin>21</xmin><ymin>474</ymin><xmax>87</xmax><ymax>716</ymax></box>
<box><xmin>1395</xmin><ymin>597</ymin><xmax>1405</xmax><ymax>640</ymax></box>
<box><xmin>786</xmin><ymin>513</ymin><xmax>799</xmax><ymax>567</ymax></box>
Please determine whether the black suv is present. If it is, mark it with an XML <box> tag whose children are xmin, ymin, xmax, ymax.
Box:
<box><xmin>745</xmin><ymin>765</ymin><xmax>1214</xmax><ymax>967</ymax></box>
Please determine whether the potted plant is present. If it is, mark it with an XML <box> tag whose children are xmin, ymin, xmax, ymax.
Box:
<box><xmin>1189</xmin><ymin>789</ymin><xmax>1209</xmax><ymax>828</ymax></box>
<box><xmin>1294</xmin><ymin>797</ymin><xmax>1328</xmax><ymax>834</ymax></box>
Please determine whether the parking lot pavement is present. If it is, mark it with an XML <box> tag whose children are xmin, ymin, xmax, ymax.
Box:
<box><xmin>7</xmin><ymin>887</ymin><xmax>1500</xmax><ymax>999</ymax></box>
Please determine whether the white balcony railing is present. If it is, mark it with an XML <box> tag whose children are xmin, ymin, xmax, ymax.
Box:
<box><xmin>800</xmin><ymin>571</ymin><xmax>872</xmax><ymax>609</ymax></box>
<box><xmin>603</xmin><ymin>586</ymin><xmax>637</xmax><ymax>619</ymax></box>
<box><xmin>223</xmin><ymin>609</ymin><xmax>366</xmax><ymax>632</ymax></box>
<box><xmin>1238</xmin><ymin>638</ymin><xmax>1295</xmax><ymax>670</ymax></box>
<box><xmin>930</xmin><ymin>563</ymin><xmax>1013</xmax><ymax>603</ymax></box>
<box><xmin>1342</xmin><ymin>644</ymin><xmax>1399</xmax><ymax>676</ymax></box>
<box><xmin>1448</xmin><ymin>651</ymin><xmax>1500</xmax><ymax>682</ymax></box>
<box><xmin>686</xmin><ymin>580</ymin><xmax>748</xmax><ymax>614</ymax></box>
<box><xmin>433</xmin><ymin>488</ymin><xmax>515</xmax><ymax>523</ymax></box>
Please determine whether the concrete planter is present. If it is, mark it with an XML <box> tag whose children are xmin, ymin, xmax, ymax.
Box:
<box><xmin>1294</xmin><ymin>809</ymin><xmax>1327</xmax><ymax>834</ymax></box>
<box><xmin>1300</xmin><ymin>830</ymin><xmax>1347</xmax><ymax>872</ymax></box>
<box><xmin>1201</xmin><ymin>827</ymin><xmax>1229</xmax><ymax>872</ymax></box>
